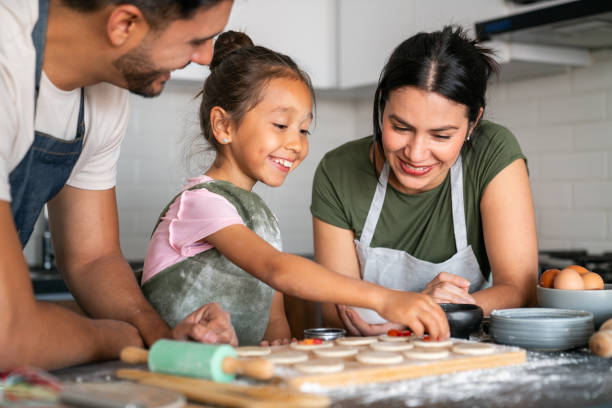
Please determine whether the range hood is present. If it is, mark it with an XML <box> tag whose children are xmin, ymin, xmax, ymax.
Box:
<box><xmin>474</xmin><ymin>0</ymin><xmax>612</xmax><ymax>81</ymax></box>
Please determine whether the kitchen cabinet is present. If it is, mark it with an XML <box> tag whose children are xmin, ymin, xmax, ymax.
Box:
<box><xmin>173</xmin><ymin>0</ymin><xmax>507</xmax><ymax>89</ymax></box>
<box><xmin>337</xmin><ymin>0</ymin><xmax>506</xmax><ymax>89</ymax></box>
<box><xmin>172</xmin><ymin>0</ymin><xmax>337</xmax><ymax>88</ymax></box>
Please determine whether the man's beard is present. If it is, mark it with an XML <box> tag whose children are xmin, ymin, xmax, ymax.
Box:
<box><xmin>113</xmin><ymin>44</ymin><xmax>167</xmax><ymax>98</ymax></box>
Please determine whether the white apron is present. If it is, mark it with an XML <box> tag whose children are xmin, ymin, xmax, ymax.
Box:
<box><xmin>352</xmin><ymin>155</ymin><xmax>491</xmax><ymax>324</ymax></box>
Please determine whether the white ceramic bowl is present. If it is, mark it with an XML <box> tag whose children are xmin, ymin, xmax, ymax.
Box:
<box><xmin>537</xmin><ymin>283</ymin><xmax>612</xmax><ymax>329</ymax></box>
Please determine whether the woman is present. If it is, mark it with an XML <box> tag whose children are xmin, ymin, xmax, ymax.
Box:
<box><xmin>311</xmin><ymin>26</ymin><xmax>537</xmax><ymax>336</ymax></box>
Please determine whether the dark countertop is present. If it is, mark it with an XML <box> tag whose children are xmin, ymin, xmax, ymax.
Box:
<box><xmin>49</xmin><ymin>348</ymin><xmax>612</xmax><ymax>408</ymax></box>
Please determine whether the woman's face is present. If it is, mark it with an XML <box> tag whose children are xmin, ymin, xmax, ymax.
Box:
<box><xmin>381</xmin><ymin>86</ymin><xmax>473</xmax><ymax>195</ymax></box>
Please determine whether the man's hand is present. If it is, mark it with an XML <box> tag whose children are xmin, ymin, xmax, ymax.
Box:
<box><xmin>172</xmin><ymin>303</ymin><xmax>238</xmax><ymax>346</ymax></box>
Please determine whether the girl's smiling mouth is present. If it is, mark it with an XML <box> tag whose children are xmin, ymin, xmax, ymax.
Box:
<box><xmin>270</xmin><ymin>156</ymin><xmax>293</xmax><ymax>172</ymax></box>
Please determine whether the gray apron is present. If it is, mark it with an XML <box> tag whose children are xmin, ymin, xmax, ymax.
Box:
<box><xmin>354</xmin><ymin>155</ymin><xmax>490</xmax><ymax>322</ymax></box>
<box><xmin>142</xmin><ymin>180</ymin><xmax>280</xmax><ymax>346</ymax></box>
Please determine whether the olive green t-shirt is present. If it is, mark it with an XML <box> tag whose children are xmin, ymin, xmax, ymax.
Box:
<box><xmin>310</xmin><ymin>120</ymin><xmax>526</xmax><ymax>279</ymax></box>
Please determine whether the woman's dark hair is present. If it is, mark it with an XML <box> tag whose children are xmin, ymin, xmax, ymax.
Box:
<box><xmin>199</xmin><ymin>31</ymin><xmax>315</xmax><ymax>151</ymax></box>
<box><xmin>373</xmin><ymin>25</ymin><xmax>498</xmax><ymax>151</ymax></box>
<box><xmin>61</xmin><ymin>0</ymin><xmax>224</xmax><ymax>29</ymax></box>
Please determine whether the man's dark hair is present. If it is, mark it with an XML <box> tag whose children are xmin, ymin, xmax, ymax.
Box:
<box><xmin>62</xmin><ymin>0</ymin><xmax>224</xmax><ymax>29</ymax></box>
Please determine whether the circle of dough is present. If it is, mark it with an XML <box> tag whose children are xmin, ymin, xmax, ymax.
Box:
<box><xmin>294</xmin><ymin>359</ymin><xmax>345</xmax><ymax>374</ymax></box>
<box><xmin>403</xmin><ymin>348</ymin><xmax>450</xmax><ymax>360</ymax></box>
<box><xmin>413</xmin><ymin>338</ymin><xmax>453</xmax><ymax>348</ymax></box>
<box><xmin>265</xmin><ymin>351</ymin><xmax>308</xmax><ymax>364</ymax></box>
<box><xmin>356</xmin><ymin>351</ymin><xmax>404</xmax><ymax>365</ymax></box>
<box><xmin>290</xmin><ymin>341</ymin><xmax>334</xmax><ymax>351</ymax></box>
<box><xmin>313</xmin><ymin>346</ymin><xmax>359</xmax><ymax>358</ymax></box>
<box><xmin>335</xmin><ymin>337</ymin><xmax>378</xmax><ymax>346</ymax></box>
<box><xmin>234</xmin><ymin>346</ymin><xmax>271</xmax><ymax>357</ymax></box>
<box><xmin>452</xmin><ymin>342</ymin><xmax>495</xmax><ymax>356</ymax></box>
<box><xmin>378</xmin><ymin>334</ymin><xmax>412</xmax><ymax>342</ymax></box>
<box><xmin>370</xmin><ymin>341</ymin><xmax>414</xmax><ymax>352</ymax></box>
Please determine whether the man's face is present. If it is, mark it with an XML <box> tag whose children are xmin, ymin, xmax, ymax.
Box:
<box><xmin>113</xmin><ymin>0</ymin><xmax>233</xmax><ymax>97</ymax></box>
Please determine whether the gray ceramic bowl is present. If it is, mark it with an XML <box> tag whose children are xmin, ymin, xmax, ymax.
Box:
<box><xmin>490</xmin><ymin>308</ymin><xmax>594</xmax><ymax>351</ymax></box>
<box><xmin>537</xmin><ymin>283</ymin><xmax>612</xmax><ymax>329</ymax></box>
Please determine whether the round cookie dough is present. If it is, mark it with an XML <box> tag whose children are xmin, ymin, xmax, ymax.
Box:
<box><xmin>265</xmin><ymin>351</ymin><xmax>308</xmax><ymax>364</ymax></box>
<box><xmin>356</xmin><ymin>351</ymin><xmax>404</xmax><ymax>365</ymax></box>
<box><xmin>336</xmin><ymin>336</ymin><xmax>378</xmax><ymax>346</ymax></box>
<box><xmin>234</xmin><ymin>346</ymin><xmax>271</xmax><ymax>357</ymax></box>
<box><xmin>290</xmin><ymin>341</ymin><xmax>334</xmax><ymax>351</ymax></box>
<box><xmin>294</xmin><ymin>359</ymin><xmax>345</xmax><ymax>374</ymax></box>
<box><xmin>452</xmin><ymin>342</ymin><xmax>495</xmax><ymax>356</ymax></box>
<box><xmin>378</xmin><ymin>334</ymin><xmax>412</xmax><ymax>342</ymax></box>
<box><xmin>403</xmin><ymin>348</ymin><xmax>450</xmax><ymax>360</ymax></box>
<box><xmin>370</xmin><ymin>341</ymin><xmax>414</xmax><ymax>352</ymax></box>
<box><xmin>413</xmin><ymin>338</ymin><xmax>453</xmax><ymax>348</ymax></box>
<box><xmin>313</xmin><ymin>346</ymin><xmax>359</xmax><ymax>358</ymax></box>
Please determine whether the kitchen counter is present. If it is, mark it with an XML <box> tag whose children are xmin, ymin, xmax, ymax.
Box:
<box><xmin>50</xmin><ymin>347</ymin><xmax>612</xmax><ymax>408</ymax></box>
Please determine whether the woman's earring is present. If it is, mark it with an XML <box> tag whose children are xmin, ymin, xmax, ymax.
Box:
<box><xmin>222</xmin><ymin>138</ymin><xmax>228</xmax><ymax>144</ymax></box>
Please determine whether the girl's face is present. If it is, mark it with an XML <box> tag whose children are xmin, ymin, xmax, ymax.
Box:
<box><xmin>381</xmin><ymin>86</ymin><xmax>474</xmax><ymax>195</ymax></box>
<box><xmin>228</xmin><ymin>77</ymin><xmax>313</xmax><ymax>190</ymax></box>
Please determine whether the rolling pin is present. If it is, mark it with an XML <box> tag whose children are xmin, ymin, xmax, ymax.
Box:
<box><xmin>589</xmin><ymin>318</ymin><xmax>612</xmax><ymax>358</ymax></box>
<box><xmin>120</xmin><ymin>339</ymin><xmax>274</xmax><ymax>382</ymax></box>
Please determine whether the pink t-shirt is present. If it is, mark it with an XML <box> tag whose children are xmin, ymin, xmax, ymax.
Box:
<box><xmin>141</xmin><ymin>175</ymin><xmax>244</xmax><ymax>284</ymax></box>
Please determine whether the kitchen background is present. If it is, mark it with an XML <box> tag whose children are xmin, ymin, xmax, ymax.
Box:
<box><xmin>24</xmin><ymin>0</ymin><xmax>612</xmax><ymax>270</ymax></box>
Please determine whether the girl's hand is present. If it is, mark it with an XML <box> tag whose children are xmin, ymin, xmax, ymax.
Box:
<box><xmin>422</xmin><ymin>272</ymin><xmax>476</xmax><ymax>304</ymax></box>
<box><xmin>259</xmin><ymin>338</ymin><xmax>297</xmax><ymax>347</ymax></box>
<box><xmin>377</xmin><ymin>290</ymin><xmax>450</xmax><ymax>340</ymax></box>
<box><xmin>337</xmin><ymin>304</ymin><xmax>404</xmax><ymax>336</ymax></box>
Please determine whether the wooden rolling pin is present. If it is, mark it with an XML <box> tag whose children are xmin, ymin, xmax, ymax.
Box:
<box><xmin>121</xmin><ymin>339</ymin><xmax>274</xmax><ymax>382</ymax></box>
<box><xmin>589</xmin><ymin>318</ymin><xmax>612</xmax><ymax>358</ymax></box>
<box><xmin>116</xmin><ymin>368</ymin><xmax>330</xmax><ymax>408</ymax></box>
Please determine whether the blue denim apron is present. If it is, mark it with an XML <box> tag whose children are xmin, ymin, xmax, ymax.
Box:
<box><xmin>9</xmin><ymin>0</ymin><xmax>86</xmax><ymax>246</ymax></box>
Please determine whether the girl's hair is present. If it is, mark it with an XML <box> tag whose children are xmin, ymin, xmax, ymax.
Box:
<box><xmin>373</xmin><ymin>25</ymin><xmax>498</xmax><ymax>150</ymax></box>
<box><xmin>199</xmin><ymin>31</ymin><xmax>315</xmax><ymax>151</ymax></box>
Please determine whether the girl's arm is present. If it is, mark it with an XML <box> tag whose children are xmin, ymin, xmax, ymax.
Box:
<box><xmin>474</xmin><ymin>158</ymin><xmax>538</xmax><ymax>315</ymax></box>
<box><xmin>205</xmin><ymin>225</ymin><xmax>449</xmax><ymax>339</ymax></box>
<box><xmin>261</xmin><ymin>291</ymin><xmax>292</xmax><ymax>344</ymax></box>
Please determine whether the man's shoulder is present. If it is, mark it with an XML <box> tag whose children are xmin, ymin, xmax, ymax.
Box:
<box><xmin>0</xmin><ymin>1</ymin><xmax>37</xmax><ymax>39</ymax></box>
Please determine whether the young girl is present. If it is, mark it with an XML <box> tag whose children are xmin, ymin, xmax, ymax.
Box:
<box><xmin>141</xmin><ymin>31</ymin><xmax>449</xmax><ymax>345</ymax></box>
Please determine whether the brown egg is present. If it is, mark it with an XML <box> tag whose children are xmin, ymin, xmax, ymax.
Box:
<box><xmin>581</xmin><ymin>272</ymin><xmax>604</xmax><ymax>290</ymax></box>
<box><xmin>554</xmin><ymin>268</ymin><xmax>585</xmax><ymax>290</ymax></box>
<box><xmin>565</xmin><ymin>264</ymin><xmax>590</xmax><ymax>275</ymax></box>
<box><xmin>539</xmin><ymin>269</ymin><xmax>560</xmax><ymax>288</ymax></box>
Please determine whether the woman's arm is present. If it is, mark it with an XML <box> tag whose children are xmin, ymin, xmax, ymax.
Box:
<box><xmin>474</xmin><ymin>158</ymin><xmax>538</xmax><ymax>315</ymax></box>
<box><xmin>312</xmin><ymin>217</ymin><xmax>361</xmax><ymax>328</ymax></box>
<box><xmin>262</xmin><ymin>291</ymin><xmax>292</xmax><ymax>344</ymax></box>
<box><xmin>205</xmin><ymin>224</ymin><xmax>449</xmax><ymax>339</ymax></box>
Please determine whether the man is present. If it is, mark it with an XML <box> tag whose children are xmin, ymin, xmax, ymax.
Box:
<box><xmin>0</xmin><ymin>0</ymin><xmax>237</xmax><ymax>370</ymax></box>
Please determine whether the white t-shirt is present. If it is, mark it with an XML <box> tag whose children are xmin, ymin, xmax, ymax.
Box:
<box><xmin>0</xmin><ymin>0</ymin><xmax>129</xmax><ymax>202</ymax></box>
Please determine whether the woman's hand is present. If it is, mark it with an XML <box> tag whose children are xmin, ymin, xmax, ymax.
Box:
<box><xmin>422</xmin><ymin>272</ymin><xmax>475</xmax><ymax>304</ymax></box>
<box><xmin>337</xmin><ymin>304</ymin><xmax>404</xmax><ymax>336</ymax></box>
<box><xmin>377</xmin><ymin>290</ymin><xmax>450</xmax><ymax>340</ymax></box>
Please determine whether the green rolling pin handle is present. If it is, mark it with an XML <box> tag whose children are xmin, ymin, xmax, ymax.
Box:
<box><xmin>120</xmin><ymin>342</ymin><xmax>275</xmax><ymax>381</ymax></box>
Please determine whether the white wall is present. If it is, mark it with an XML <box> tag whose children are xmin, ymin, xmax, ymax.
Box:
<box><xmin>486</xmin><ymin>51</ymin><xmax>612</xmax><ymax>254</ymax></box>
